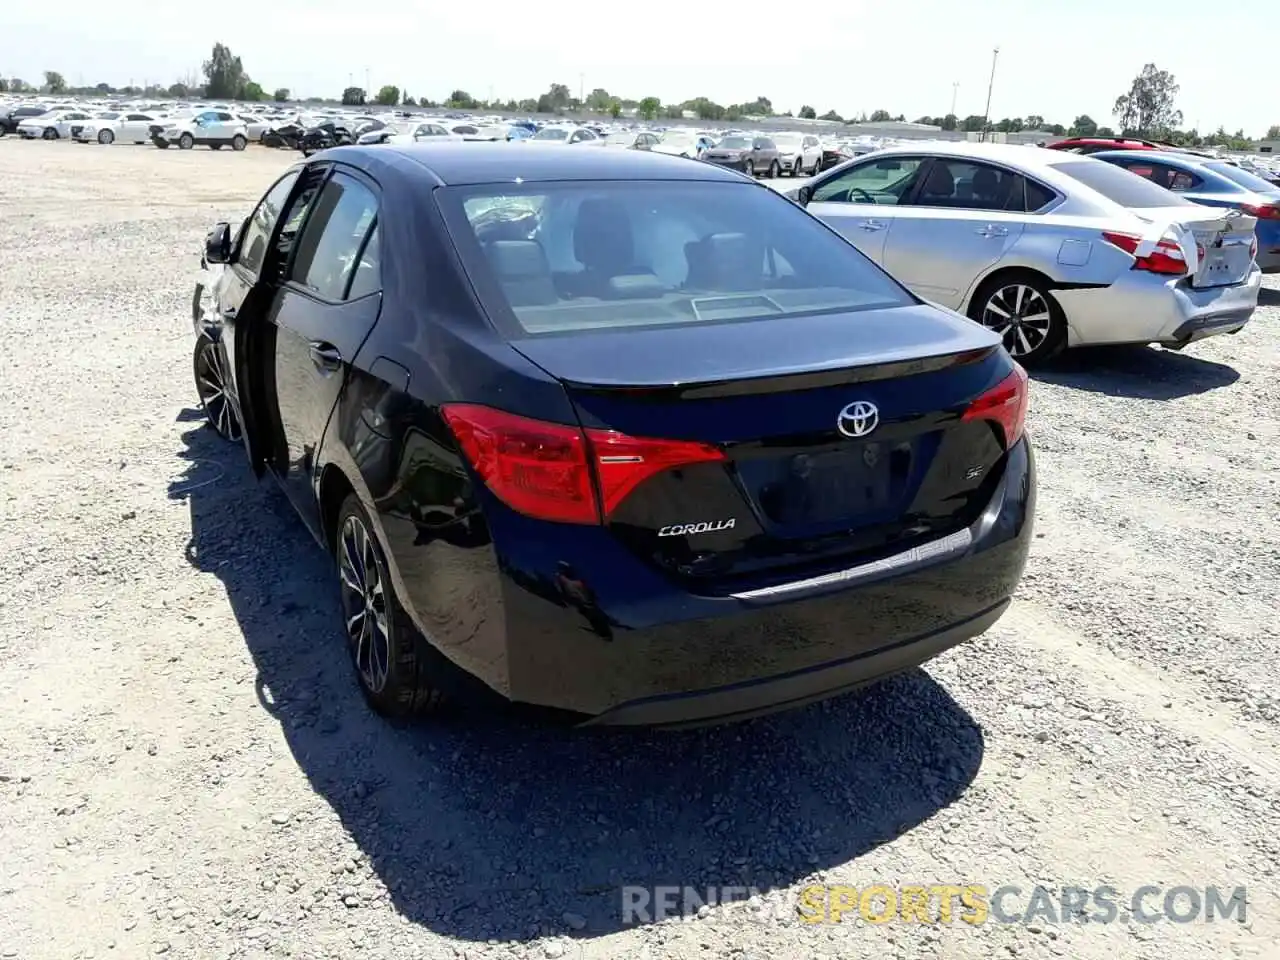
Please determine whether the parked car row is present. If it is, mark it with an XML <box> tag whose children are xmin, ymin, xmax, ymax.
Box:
<box><xmin>786</xmin><ymin>141</ymin><xmax>1275</xmax><ymax>362</ymax></box>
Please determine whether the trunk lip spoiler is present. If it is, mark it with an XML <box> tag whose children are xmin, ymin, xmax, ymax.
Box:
<box><xmin>551</xmin><ymin>346</ymin><xmax>998</xmax><ymax>401</ymax></box>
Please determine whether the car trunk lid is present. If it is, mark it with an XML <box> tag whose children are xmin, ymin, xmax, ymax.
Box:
<box><xmin>511</xmin><ymin>306</ymin><xmax>1018</xmax><ymax>590</ymax></box>
<box><xmin>1133</xmin><ymin>205</ymin><xmax>1257</xmax><ymax>288</ymax></box>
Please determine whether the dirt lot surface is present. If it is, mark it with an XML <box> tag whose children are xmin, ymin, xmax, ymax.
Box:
<box><xmin>1</xmin><ymin>140</ymin><xmax>1278</xmax><ymax>960</ymax></box>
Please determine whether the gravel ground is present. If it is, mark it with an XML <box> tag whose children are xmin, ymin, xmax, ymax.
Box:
<box><xmin>1</xmin><ymin>140</ymin><xmax>1278</xmax><ymax>960</ymax></box>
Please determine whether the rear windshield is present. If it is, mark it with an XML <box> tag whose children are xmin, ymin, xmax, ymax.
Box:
<box><xmin>1205</xmin><ymin>161</ymin><xmax>1278</xmax><ymax>193</ymax></box>
<box><xmin>1053</xmin><ymin>159</ymin><xmax>1196</xmax><ymax>207</ymax></box>
<box><xmin>718</xmin><ymin>137</ymin><xmax>751</xmax><ymax>149</ymax></box>
<box><xmin>438</xmin><ymin>180</ymin><xmax>915</xmax><ymax>337</ymax></box>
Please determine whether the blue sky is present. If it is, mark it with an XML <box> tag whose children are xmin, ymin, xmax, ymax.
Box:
<box><xmin>3</xmin><ymin>0</ymin><xmax>1274</xmax><ymax>135</ymax></box>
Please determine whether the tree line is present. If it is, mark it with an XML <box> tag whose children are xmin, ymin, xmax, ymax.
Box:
<box><xmin>3</xmin><ymin>52</ymin><xmax>1274</xmax><ymax>150</ymax></box>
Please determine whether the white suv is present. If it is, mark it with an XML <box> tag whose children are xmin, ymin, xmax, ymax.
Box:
<box><xmin>151</xmin><ymin>110</ymin><xmax>249</xmax><ymax>151</ymax></box>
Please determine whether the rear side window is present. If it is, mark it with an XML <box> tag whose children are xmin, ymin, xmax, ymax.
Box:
<box><xmin>1053</xmin><ymin>159</ymin><xmax>1195</xmax><ymax>207</ymax></box>
<box><xmin>289</xmin><ymin>173</ymin><xmax>379</xmax><ymax>301</ymax></box>
<box><xmin>438</xmin><ymin>180</ymin><xmax>915</xmax><ymax>337</ymax></box>
<box><xmin>238</xmin><ymin>171</ymin><xmax>300</xmax><ymax>276</ymax></box>
<box><xmin>1023</xmin><ymin>179</ymin><xmax>1056</xmax><ymax>211</ymax></box>
<box><xmin>1205</xmin><ymin>161</ymin><xmax>1277</xmax><ymax>192</ymax></box>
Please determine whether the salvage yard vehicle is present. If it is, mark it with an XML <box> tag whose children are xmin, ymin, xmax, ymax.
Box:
<box><xmin>73</xmin><ymin>110</ymin><xmax>163</xmax><ymax>145</ymax></box>
<box><xmin>791</xmin><ymin>142</ymin><xmax>1262</xmax><ymax>363</ymax></box>
<box><xmin>1089</xmin><ymin>149</ymin><xmax>1280</xmax><ymax>274</ymax></box>
<box><xmin>702</xmin><ymin>134</ymin><xmax>782</xmax><ymax>178</ymax></box>
<box><xmin>16</xmin><ymin>108</ymin><xmax>95</xmax><ymax>140</ymax></box>
<box><xmin>189</xmin><ymin>143</ymin><xmax>1034</xmax><ymax>726</ymax></box>
<box><xmin>151</xmin><ymin>110</ymin><xmax>249</xmax><ymax>151</ymax></box>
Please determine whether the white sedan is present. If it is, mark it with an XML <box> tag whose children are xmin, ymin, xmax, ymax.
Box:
<box><xmin>73</xmin><ymin>111</ymin><xmax>162</xmax><ymax>145</ymax></box>
<box><xmin>235</xmin><ymin>113</ymin><xmax>272</xmax><ymax>141</ymax></box>
<box><xmin>17</xmin><ymin>109</ymin><xmax>96</xmax><ymax>140</ymax></box>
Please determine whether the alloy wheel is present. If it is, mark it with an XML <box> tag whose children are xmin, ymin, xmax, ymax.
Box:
<box><xmin>194</xmin><ymin>340</ymin><xmax>241</xmax><ymax>441</ymax></box>
<box><xmin>338</xmin><ymin>515</ymin><xmax>391</xmax><ymax>695</ymax></box>
<box><xmin>980</xmin><ymin>283</ymin><xmax>1054</xmax><ymax>359</ymax></box>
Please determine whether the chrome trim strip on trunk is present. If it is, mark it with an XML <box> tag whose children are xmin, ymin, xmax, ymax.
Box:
<box><xmin>729</xmin><ymin>527</ymin><xmax>974</xmax><ymax>602</ymax></box>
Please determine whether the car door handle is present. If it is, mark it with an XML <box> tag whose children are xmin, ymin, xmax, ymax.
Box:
<box><xmin>221</xmin><ymin>306</ymin><xmax>237</xmax><ymax>319</ymax></box>
<box><xmin>308</xmin><ymin>341</ymin><xmax>342</xmax><ymax>372</ymax></box>
<box><xmin>976</xmin><ymin>225</ymin><xmax>1009</xmax><ymax>237</ymax></box>
<box><xmin>859</xmin><ymin>219</ymin><xmax>887</xmax><ymax>231</ymax></box>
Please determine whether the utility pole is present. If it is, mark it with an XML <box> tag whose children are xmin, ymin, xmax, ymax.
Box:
<box><xmin>981</xmin><ymin>47</ymin><xmax>999</xmax><ymax>142</ymax></box>
<box><xmin>578</xmin><ymin>72</ymin><xmax>584</xmax><ymax>105</ymax></box>
<box><xmin>950</xmin><ymin>82</ymin><xmax>958</xmax><ymax>119</ymax></box>
<box><xmin>364</xmin><ymin>67</ymin><xmax>370</xmax><ymax>97</ymax></box>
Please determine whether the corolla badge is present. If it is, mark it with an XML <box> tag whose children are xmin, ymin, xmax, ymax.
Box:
<box><xmin>658</xmin><ymin>519</ymin><xmax>736</xmax><ymax>537</ymax></box>
<box><xmin>837</xmin><ymin>401</ymin><xmax>879</xmax><ymax>439</ymax></box>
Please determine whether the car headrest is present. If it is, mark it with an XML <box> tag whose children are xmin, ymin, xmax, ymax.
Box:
<box><xmin>484</xmin><ymin>240</ymin><xmax>552</xmax><ymax>280</ymax></box>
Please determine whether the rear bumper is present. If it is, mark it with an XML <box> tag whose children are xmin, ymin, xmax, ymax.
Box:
<box><xmin>1256</xmin><ymin>249</ymin><xmax>1280</xmax><ymax>274</ymax></box>
<box><xmin>387</xmin><ymin>437</ymin><xmax>1035</xmax><ymax>726</ymax></box>
<box><xmin>1055</xmin><ymin>265</ymin><xmax>1260</xmax><ymax>347</ymax></box>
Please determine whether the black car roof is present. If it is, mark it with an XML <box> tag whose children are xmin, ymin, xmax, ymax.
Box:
<box><xmin>316</xmin><ymin>141</ymin><xmax>751</xmax><ymax>187</ymax></box>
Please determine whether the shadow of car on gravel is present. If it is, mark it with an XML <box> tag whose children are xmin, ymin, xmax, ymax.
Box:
<box><xmin>1258</xmin><ymin>287</ymin><xmax>1280</xmax><ymax>307</ymax></box>
<box><xmin>169</xmin><ymin>415</ymin><xmax>985</xmax><ymax>942</ymax></box>
<box><xmin>1031</xmin><ymin>345</ymin><xmax>1240</xmax><ymax>400</ymax></box>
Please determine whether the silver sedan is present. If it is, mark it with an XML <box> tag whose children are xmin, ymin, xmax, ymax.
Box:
<box><xmin>789</xmin><ymin>142</ymin><xmax>1262</xmax><ymax>363</ymax></box>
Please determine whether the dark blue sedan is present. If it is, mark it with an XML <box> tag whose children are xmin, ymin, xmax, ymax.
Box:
<box><xmin>189</xmin><ymin>143</ymin><xmax>1035</xmax><ymax>726</ymax></box>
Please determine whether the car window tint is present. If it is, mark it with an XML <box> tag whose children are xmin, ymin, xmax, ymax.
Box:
<box><xmin>1023</xmin><ymin>179</ymin><xmax>1056</xmax><ymax>211</ymax></box>
<box><xmin>811</xmin><ymin>156</ymin><xmax>925</xmax><ymax>205</ymax></box>
<box><xmin>345</xmin><ymin>223</ymin><xmax>381</xmax><ymax>299</ymax></box>
<box><xmin>442</xmin><ymin>180</ymin><xmax>914</xmax><ymax>338</ymax></box>
<box><xmin>290</xmin><ymin>174</ymin><xmax>380</xmax><ymax>301</ymax></box>
<box><xmin>1204</xmin><ymin>160</ymin><xmax>1277</xmax><ymax>192</ymax></box>
<box><xmin>238</xmin><ymin>171</ymin><xmax>300</xmax><ymax>277</ymax></box>
<box><xmin>1054</xmin><ymin>159</ymin><xmax>1195</xmax><ymax>207</ymax></box>
<box><xmin>910</xmin><ymin>160</ymin><xmax>1019</xmax><ymax>211</ymax></box>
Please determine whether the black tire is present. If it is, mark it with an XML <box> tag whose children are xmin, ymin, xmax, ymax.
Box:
<box><xmin>968</xmin><ymin>272</ymin><xmax>1066</xmax><ymax>365</ymax></box>
<box><xmin>43</xmin><ymin>127</ymin><xmax>58</xmax><ymax>140</ymax></box>
<box><xmin>335</xmin><ymin>494</ymin><xmax>447</xmax><ymax>718</ymax></box>
<box><xmin>231</xmin><ymin>134</ymin><xmax>247</xmax><ymax>152</ymax></box>
<box><xmin>193</xmin><ymin>336</ymin><xmax>241</xmax><ymax>442</ymax></box>
<box><xmin>768</xmin><ymin>160</ymin><xmax>781</xmax><ymax>179</ymax></box>
<box><xmin>743</xmin><ymin>159</ymin><xmax>754</xmax><ymax>178</ymax></box>
<box><xmin>178</xmin><ymin>132</ymin><xmax>194</xmax><ymax>150</ymax></box>
<box><xmin>210</xmin><ymin>143</ymin><xmax>223</xmax><ymax>150</ymax></box>
<box><xmin>98</xmin><ymin>129</ymin><xmax>114</xmax><ymax>145</ymax></box>
<box><xmin>792</xmin><ymin>157</ymin><xmax>803</xmax><ymax>177</ymax></box>
<box><xmin>155</xmin><ymin>141</ymin><xmax>170</xmax><ymax>149</ymax></box>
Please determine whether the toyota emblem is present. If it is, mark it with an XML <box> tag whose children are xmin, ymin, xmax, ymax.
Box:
<box><xmin>837</xmin><ymin>401</ymin><xmax>879</xmax><ymax>438</ymax></box>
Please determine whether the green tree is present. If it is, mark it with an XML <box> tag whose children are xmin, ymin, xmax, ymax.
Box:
<box><xmin>241</xmin><ymin>81</ymin><xmax>265</xmax><ymax>101</ymax></box>
<box><xmin>167</xmin><ymin>82</ymin><xmax>191</xmax><ymax>99</ymax></box>
<box><xmin>403</xmin><ymin>96</ymin><xmax>417</xmax><ymax>107</ymax></box>
<box><xmin>1096</xmin><ymin>125</ymin><xmax>1115</xmax><ymax>136</ymax></box>
<box><xmin>961</xmin><ymin>114</ymin><xmax>986</xmax><ymax>131</ymax></box>
<box><xmin>446</xmin><ymin>89</ymin><xmax>477</xmax><ymax>109</ymax></box>
<box><xmin>0</xmin><ymin>79</ymin><xmax>7</xmax><ymax>93</ymax></box>
<box><xmin>637</xmin><ymin>96</ymin><xmax>661</xmax><ymax>121</ymax></box>
<box><xmin>868</xmin><ymin>109</ymin><xmax>892</xmax><ymax>122</ymax></box>
<box><xmin>820</xmin><ymin>109</ymin><xmax>843</xmax><ymax>122</ymax></box>
<box><xmin>608</xmin><ymin>99</ymin><xmax>622</xmax><ymax>119</ymax></box>
<box><xmin>798</xmin><ymin>105</ymin><xmax>816</xmax><ymax>119</ymax></box>
<box><xmin>940</xmin><ymin>113</ymin><xmax>958</xmax><ymax>131</ymax></box>
<box><xmin>1069</xmin><ymin>114</ymin><xmax>1098</xmax><ymax>136</ymax></box>
<box><xmin>273</xmin><ymin>88</ymin><xmax>290</xmax><ymax>102</ymax></box>
<box><xmin>342</xmin><ymin>86</ymin><xmax>366</xmax><ymax>106</ymax></box>
<box><xmin>535</xmin><ymin>83</ymin><xmax>571</xmax><ymax>114</ymax></box>
<box><xmin>1025</xmin><ymin>114</ymin><xmax>1045</xmax><ymax>130</ymax></box>
<box><xmin>375</xmin><ymin>85</ymin><xmax>400</xmax><ymax>106</ymax></box>
<box><xmin>586</xmin><ymin>87</ymin><xmax>612</xmax><ymax>111</ymax></box>
<box><xmin>1113</xmin><ymin>63</ymin><xmax>1181</xmax><ymax>136</ymax></box>
<box><xmin>1266</xmin><ymin>124</ymin><xmax>1280</xmax><ymax>139</ymax></box>
<box><xmin>44</xmin><ymin>70</ymin><xmax>67</xmax><ymax>94</ymax></box>
<box><xmin>202</xmin><ymin>43</ymin><xmax>248</xmax><ymax>100</ymax></box>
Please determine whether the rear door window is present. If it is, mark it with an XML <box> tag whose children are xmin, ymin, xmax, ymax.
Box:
<box><xmin>237</xmin><ymin>171</ymin><xmax>300</xmax><ymax>277</ymax></box>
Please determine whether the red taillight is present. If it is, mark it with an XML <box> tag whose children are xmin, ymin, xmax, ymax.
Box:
<box><xmin>962</xmin><ymin>365</ymin><xmax>1030</xmax><ymax>448</ymax></box>
<box><xmin>1240</xmin><ymin>203</ymin><xmax>1280</xmax><ymax>220</ymax></box>
<box><xmin>1101</xmin><ymin>231</ymin><xmax>1188</xmax><ymax>276</ymax></box>
<box><xmin>440</xmin><ymin>404</ymin><xmax>726</xmax><ymax>525</ymax></box>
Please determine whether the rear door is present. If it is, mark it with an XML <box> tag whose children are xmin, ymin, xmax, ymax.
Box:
<box><xmin>880</xmin><ymin>158</ymin><xmax>1026</xmax><ymax>309</ymax></box>
<box><xmin>267</xmin><ymin>168</ymin><xmax>383</xmax><ymax>535</ymax></box>
<box><xmin>805</xmin><ymin>155</ymin><xmax>929</xmax><ymax>264</ymax></box>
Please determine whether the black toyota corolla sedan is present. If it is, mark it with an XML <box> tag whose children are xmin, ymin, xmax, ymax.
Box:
<box><xmin>189</xmin><ymin>142</ymin><xmax>1035</xmax><ymax>726</ymax></box>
